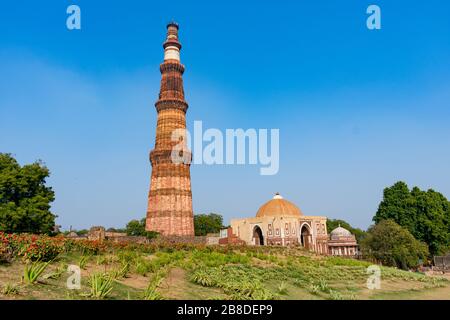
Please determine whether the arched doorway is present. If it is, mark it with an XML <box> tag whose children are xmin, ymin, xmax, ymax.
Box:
<box><xmin>300</xmin><ymin>224</ymin><xmax>311</xmax><ymax>249</ymax></box>
<box><xmin>253</xmin><ymin>226</ymin><xmax>264</xmax><ymax>246</ymax></box>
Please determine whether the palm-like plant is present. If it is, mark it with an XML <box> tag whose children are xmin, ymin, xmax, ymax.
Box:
<box><xmin>43</xmin><ymin>263</ymin><xmax>66</xmax><ymax>280</ymax></box>
<box><xmin>79</xmin><ymin>255</ymin><xmax>90</xmax><ymax>270</ymax></box>
<box><xmin>23</xmin><ymin>261</ymin><xmax>51</xmax><ymax>284</ymax></box>
<box><xmin>88</xmin><ymin>273</ymin><xmax>114</xmax><ymax>299</ymax></box>
<box><xmin>143</xmin><ymin>285</ymin><xmax>163</xmax><ymax>300</ymax></box>
<box><xmin>110</xmin><ymin>262</ymin><xmax>130</xmax><ymax>279</ymax></box>
<box><xmin>142</xmin><ymin>270</ymin><xmax>165</xmax><ymax>300</ymax></box>
<box><xmin>2</xmin><ymin>283</ymin><xmax>19</xmax><ymax>295</ymax></box>
<box><xmin>277</xmin><ymin>281</ymin><xmax>288</xmax><ymax>295</ymax></box>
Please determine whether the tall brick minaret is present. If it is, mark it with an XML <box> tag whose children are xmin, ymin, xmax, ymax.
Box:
<box><xmin>145</xmin><ymin>22</ymin><xmax>194</xmax><ymax>236</ymax></box>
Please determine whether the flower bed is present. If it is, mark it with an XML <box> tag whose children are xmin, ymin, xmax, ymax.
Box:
<box><xmin>0</xmin><ymin>233</ymin><xmax>13</xmax><ymax>262</ymax></box>
<box><xmin>73</xmin><ymin>239</ymin><xmax>107</xmax><ymax>255</ymax></box>
<box><xmin>0</xmin><ymin>232</ymin><xmax>65</xmax><ymax>262</ymax></box>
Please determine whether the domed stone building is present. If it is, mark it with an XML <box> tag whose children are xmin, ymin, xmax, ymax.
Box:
<box><xmin>327</xmin><ymin>225</ymin><xmax>358</xmax><ymax>256</ymax></box>
<box><xmin>222</xmin><ymin>193</ymin><xmax>329</xmax><ymax>254</ymax></box>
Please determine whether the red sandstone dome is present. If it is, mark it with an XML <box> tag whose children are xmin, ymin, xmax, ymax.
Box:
<box><xmin>256</xmin><ymin>193</ymin><xmax>303</xmax><ymax>218</ymax></box>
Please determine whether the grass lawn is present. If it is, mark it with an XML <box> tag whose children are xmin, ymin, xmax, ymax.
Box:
<box><xmin>1</xmin><ymin>242</ymin><xmax>449</xmax><ymax>300</ymax></box>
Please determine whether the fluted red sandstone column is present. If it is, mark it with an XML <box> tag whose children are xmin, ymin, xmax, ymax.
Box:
<box><xmin>145</xmin><ymin>22</ymin><xmax>194</xmax><ymax>236</ymax></box>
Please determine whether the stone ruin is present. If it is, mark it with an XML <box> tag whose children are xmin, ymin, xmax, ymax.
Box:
<box><xmin>433</xmin><ymin>254</ymin><xmax>450</xmax><ymax>273</ymax></box>
<box><xmin>87</xmin><ymin>226</ymin><xmax>106</xmax><ymax>241</ymax></box>
<box><xmin>65</xmin><ymin>226</ymin><xmax>221</xmax><ymax>246</ymax></box>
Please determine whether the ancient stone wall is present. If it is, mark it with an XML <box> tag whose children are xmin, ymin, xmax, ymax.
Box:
<box><xmin>434</xmin><ymin>255</ymin><xmax>450</xmax><ymax>271</ymax></box>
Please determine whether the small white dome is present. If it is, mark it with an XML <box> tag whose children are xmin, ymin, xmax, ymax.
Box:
<box><xmin>330</xmin><ymin>226</ymin><xmax>352</xmax><ymax>239</ymax></box>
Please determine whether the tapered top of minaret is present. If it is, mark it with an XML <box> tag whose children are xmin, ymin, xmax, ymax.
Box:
<box><xmin>166</xmin><ymin>21</ymin><xmax>179</xmax><ymax>29</ymax></box>
<box><xmin>163</xmin><ymin>21</ymin><xmax>181</xmax><ymax>61</ymax></box>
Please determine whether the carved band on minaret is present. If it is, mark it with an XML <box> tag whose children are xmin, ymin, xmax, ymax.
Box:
<box><xmin>145</xmin><ymin>22</ymin><xmax>195</xmax><ymax>237</ymax></box>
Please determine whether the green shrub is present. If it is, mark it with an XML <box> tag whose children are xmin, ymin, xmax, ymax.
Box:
<box><xmin>88</xmin><ymin>273</ymin><xmax>114</xmax><ymax>299</ymax></box>
<box><xmin>110</xmin><ymin>262</ymin><xmax>130</xmax><ymax>279</ymax></box>
<box><xmin>318</xmin><ymin>279</ymin><xmax>329</xmax><ymax>292</ymax></box>
<box><xmin>190</xmin><ymin>268</ymin><xmax>216</xmax><ymax>287</ymax></box>
<box><xmin>143</xmin><ymin>286</ymin><xmax>163</xmax><ymax>300</ymax></box>
<box><xmin>2</xmin><ymin>283</ymin><xmax>19</xmax><ymax>295</ymax></box>
<box><xmin>277</xmin><ymin>281</ymin><xmax>288</xmax><ymax>295</ymax></box>
<box><xmin>23</xmin><ymin>260</ymin><xmax>51</xmax><ymax>284</ymax></box>
<box><xmin>43</xmin><ymin>263</ymin><xmax>66</xmax><ymax>280</ymax></box>
<box><xmin>308</xmin><ymin>284</ymin><xmax>320</xmax><ymax>295</ymax></box>
<box><xmin>135</xmin><ymin>258</ymin><xmax>151</xmax><ymax>276</ymax></box>
<box><xmin>79</xmin><ymin>255</ymin><xmax>90</xmax><ymax>270</ymax></box>
<box><xmin>328</xmin><ymin>290</ymin><xmax>343</xmax><ymax>300</ymax></box>
<box><xmin>143</xmin><ymin>270</ymin><xmax>166</xmax><ymax>300</ymax></box>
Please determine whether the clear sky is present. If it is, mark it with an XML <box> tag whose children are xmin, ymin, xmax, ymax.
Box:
<box><xmin>1</xmin><ymin>1</ymin><xmax>449</xmax><ymax>231</ymax></box>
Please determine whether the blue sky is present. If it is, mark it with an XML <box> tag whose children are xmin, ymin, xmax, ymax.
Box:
<box><xmin>1</xmin><ymin>1</ymin><xmax>449</xmax><ymax>230</ymax></box>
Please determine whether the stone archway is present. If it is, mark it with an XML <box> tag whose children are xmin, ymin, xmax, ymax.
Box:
<box><xmin>300</xmin><ymin>224</ymin><xmax>312</xmax><ymax>250</ymax></box>
<box><xmin>253</xmin><ymin>226</ymin><xmax>264</xmax><ymax>246</ymax></box>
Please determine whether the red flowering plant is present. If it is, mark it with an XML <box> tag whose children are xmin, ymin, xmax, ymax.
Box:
<box><xmin>7</xmin><ymin>233</ymin><xmax>65</xmax><ymax>262</ymax></box>
<box><xmin>0</xmin><ymin>232</ymin><xmax>13</xmax><ymax>263</ymax></box>
<box><xmin>74</xmin><ymin>239</ymin><xmax>107</xmax><ymax>255</ymax></box>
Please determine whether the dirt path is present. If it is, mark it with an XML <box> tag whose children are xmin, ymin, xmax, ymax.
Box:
<box><xmin>368</xmin><ymin>283</ymin><xmax>450</xmax><ymax>300</ymax></box>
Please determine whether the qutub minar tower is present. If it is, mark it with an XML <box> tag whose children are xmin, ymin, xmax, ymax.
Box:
<box><xmin>145</xmin><ymin>22</ymin><xmax>195</xmax><ymax>236</ymax></box>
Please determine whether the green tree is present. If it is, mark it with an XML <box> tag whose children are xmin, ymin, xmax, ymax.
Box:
<box><xmin>326</xmin><ymin>219</ymin><xmax>367</xmax><ymax>243</ymax></box>
<box><xmin>361</xmin><ymin>220</ymin><xmax>429</xmax><ymax>270</ymax></box>
<box><xmin>76</xmin><ymin>229</ymin><xmax>89</xmax><ymax>236</ymax></box>
<box><xmin>126</xmin><ymin>219</ymin><xmax>145</xmax><ymax>236</ymax></box>
<box><xmin>374</xmin><ymin>182</ymin><xmax>416</xmax><ymax>231</ymax></box>
<box><xmin>125</xmin><ymin>218</ymin><xmax>158</xmax><ymax>239</ymax></box>
<box><xmin>374</xmin><ymin>181</ymin><xmax>450</xmax><ymax>255</ymax></box>
<box><xmin>0</xmin><ymin>153</ymin><xmax>56</xmax><ymax>234</ymax></box>
<box><xmin>194</xmin><ymin>213</ymin><xmax>223</xmax><ymax>236</ymax></box>
<box><xmin>106</xmin><ymin>227</ymin><xmax>125</xmax><ymax>233</ymax></box>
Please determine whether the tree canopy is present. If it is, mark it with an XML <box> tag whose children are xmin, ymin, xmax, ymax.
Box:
<box><xmin>194</xmin><ymin>213</ymin><xmax>223</xmax><ymax>236</ymax></box>
<box><xmin>125</xmin><ymin>218</ymin><xmax>158</xmax><ymax>239</ymax></box>
<box><xmin>0</xmin><ymin>153</ymin><xmax>56</xmax><ymax>234</ymax></box>
<box><xmin>373</xmin><ymin>181</ymin><xmax>450</xmax><ymax>255</ymax></box>
<box><xmin>361</xmin><ymin>219</ymin><xmax>429</xmax><ymax>270</ymax></box>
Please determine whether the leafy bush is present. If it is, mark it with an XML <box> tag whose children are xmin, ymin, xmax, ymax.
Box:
<box><xmin>4</xmin><ymin>233</ymin><xmax>64</xmax><ymax>262</ymax></box>
<box><xmin>74</xmin><ymin>240</ymin><xmax>106</xmax><ymax>255</ymax></box>
<box><xmin>0</xmin><ymin>235</ymin><xmax>12</xmax><ymax>263</ymax></box>
<box><xmin>361</xmin><ymin>220</ymin><xmax>429</xmax><ymax>270</ymax></box>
